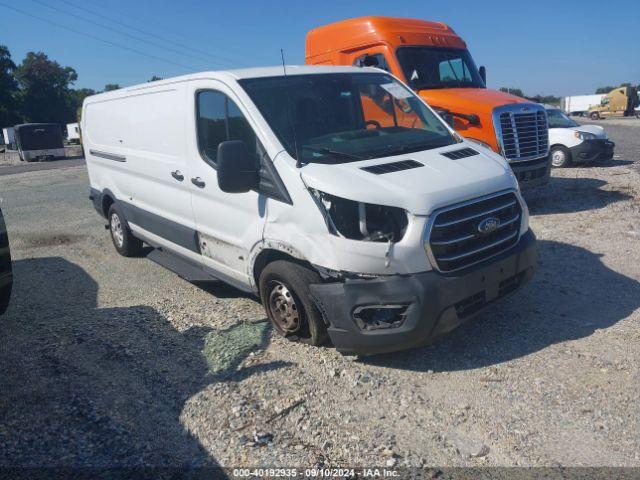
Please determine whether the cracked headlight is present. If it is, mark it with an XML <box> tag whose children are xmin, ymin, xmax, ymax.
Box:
<box><xmin>310</xmin><ymin>190</ymin><xmax>408</xmax><ymax>242</ymax></box>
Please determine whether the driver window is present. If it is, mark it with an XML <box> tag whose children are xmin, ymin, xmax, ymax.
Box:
<box><xmin>197</xmin><ymin>90</ymin><xmax>257</xmax><ymax>165</ymax></box>
<box><xmin>439</xmin><ymin>58</ymin><xmax>471</xmax><ymax>82</ymax></box>
<box><xmin>353</xmin><ymin>53</ymin><xmax>390</xmax><ymax>72</ymax></box>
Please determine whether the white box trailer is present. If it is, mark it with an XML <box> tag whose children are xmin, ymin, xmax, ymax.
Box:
<box><xmin>66</xmin><ymin>122</ymin><xmax>80</xmax><ymax>144</ymax></box>
<box><xmin>561</xmin><ymin>94</ymin><xmax>605</xmax><ymax>116</ymax></box>
<box><xmin>2</xmin><ymin>127</ymin><xmax>16</xmax><ymax>149</ymax></box>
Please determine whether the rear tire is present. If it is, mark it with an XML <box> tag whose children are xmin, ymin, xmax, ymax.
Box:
<box><xmin>108</xmin><ymin>204</ymin><xmax>144</xmax><ymax>257</ymax></box>
<box><xmin>550</xmin><ymin>146</ymin><xmax>572</xmax><ymax>168</ymax></box>
<box><xmin>589</xmin><ymin>111</ymin><xmax>600</xmax><ymax>120</ymax></box>
<box><xmin>259</xmin><ymin>260</ymin><xmax>328</xmax><ymax>346</ymax></box>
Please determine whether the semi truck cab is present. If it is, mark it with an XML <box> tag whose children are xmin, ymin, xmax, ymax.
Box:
<box><xmin>306</xmin><ymin>16</ymin><xmax>551</xmax><ymax>188</ymax></box>
<box><xmin>587</xmin><ymin>86</ymin><xmax>639</xmax><ymax>120</ymax></box>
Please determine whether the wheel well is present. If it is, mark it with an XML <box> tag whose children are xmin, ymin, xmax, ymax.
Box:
<box><xmin>252</xmin><ymin>248</ymin><xmax>314</xmax><ymax>292</ymax></box>
<box><xmin>101</xmin><ymin>193</ymin><xmax>115</xmax><ymax>218</ymax></box>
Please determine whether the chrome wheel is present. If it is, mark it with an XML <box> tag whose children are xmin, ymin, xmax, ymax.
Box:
<box><xmin>551</xmin><ymin>149</ymin><xmax>567</xmax><ymax>167</ymax></box>
<box><xmin>110</xmin><ymin>212</ymin><xmax>124</xmax><ymax>248</ymax></box>
<box><xmin>267</xmin><ymin>281</ymin><xmax>300</xmax><ymax>333</ymax></box>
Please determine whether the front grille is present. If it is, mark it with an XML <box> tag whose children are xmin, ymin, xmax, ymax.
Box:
<box><xmin>498</xmin><ymin>108</ymin><xmax>548</xmax><ymax>161</ymax></box>
<box><xmin>427</xmin><ymin>191</ymin><xmax>522</xmax><ymax>272</ymax></box>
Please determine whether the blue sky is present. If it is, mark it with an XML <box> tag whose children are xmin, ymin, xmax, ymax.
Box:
<box><xmin>0</xmin><ymin>0</ymin><xmax>638</xmax><ymax>96</ymax></box>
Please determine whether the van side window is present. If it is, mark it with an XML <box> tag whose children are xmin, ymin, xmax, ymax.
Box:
<box><xmin>197</xmin><ymin>90</ymin><xmax>257</xmax><ymax>164</ymax></box>
<box><xmin>353</xmin><ymin>53</ymin><xmax>390</xmax><ymax>72</ymax></box>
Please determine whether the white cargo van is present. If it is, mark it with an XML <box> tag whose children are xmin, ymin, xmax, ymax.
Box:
<box><xmin>83</xmin><ymin>66</ymin><xmax>537</xmax><ymax>355</ymax></box>
<box><xmin>546</xmin><ymin>108</ymin><xmax>615</xmax><ymax>168</ymax></box>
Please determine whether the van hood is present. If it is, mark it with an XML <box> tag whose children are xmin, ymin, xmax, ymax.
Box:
<box><xmin>418</xmin><ymin>88</ymin><xmax>530</xmax><ymax>115</ymax></box>
<box><xmin>569</xmin><ymin>124</ymin><xmax>607</xmax><ymax>139</ymax></box>
<box><xmin>299</xmin><ymin>143</ymin><xmax>516</xmax><ymax>216</ymax></box>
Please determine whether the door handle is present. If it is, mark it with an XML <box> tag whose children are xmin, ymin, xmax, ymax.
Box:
<box><xmin>171</xmin><ymin>170</ymin><xmax>184</xmax><ymax>181</ymax></box>
<box><xmin>191</xmin><ymin>177</ymin><xmax>206</xmax><ymax>188</ymax></box>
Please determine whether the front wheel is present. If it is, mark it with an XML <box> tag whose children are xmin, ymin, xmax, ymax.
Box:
<box><xmin>259</xmin><ymin>261</ymin><xmax>328</xmax><ymax>346</ymax></box>
<box><xmin>550</xmin><ymin>146</ymin><xmax>572</xmax><ymax>168</ymax></box>
<box><xmin>589</xmin><ymin>111</ymin><xmax>600</xmax><ymax>120</ymax></box>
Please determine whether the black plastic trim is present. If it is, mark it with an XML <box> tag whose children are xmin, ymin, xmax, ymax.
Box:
<box><xmin>119</xmin><ymin>201</ymin><xmax>201</xmax><ymax>254</ymax></box>
<box><xmin>310</xmin><ymin>229</ymin><xmax>537</xmax><ymax>355</ymax></box>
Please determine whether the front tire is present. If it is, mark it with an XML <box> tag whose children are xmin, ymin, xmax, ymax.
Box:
<box><xmin>589</xmin><ymin>111</ymin><xmax>600</xmax><ymax>120</ymax></box>
<box><xmin>550</xmin><ymin>146</ymin><xmax>572</xmax><ymax>168</ymax></box>
<box><xmin>108</xmin><ymin>204</ymin><xmax>144</xmax><ymax>257</ymax></box>
<box><xmin>259</xmin><ymin>261</ymin><xmax>328</xmax><ymax>346</ymax></box>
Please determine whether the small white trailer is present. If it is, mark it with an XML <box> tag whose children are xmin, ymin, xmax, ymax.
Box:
<box><xmin>66</xmin><ymin>122</ymin><xmax>80</xmax><ymax>144</ymax></box>
<box><xmin>2</xmin><ymin>127</ymin><xmax>16</xmax><ymax>149</ymax></box>
<box><xmin>561</xmin><ymin>94</ymin><xmax>605</xmax><ymax>116</ymax></box>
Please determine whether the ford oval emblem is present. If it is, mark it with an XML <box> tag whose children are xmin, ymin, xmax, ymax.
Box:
<box><xmin>477</xmin><ymin>216</ymin><xmax>500</xmax><ymax>235</ymax></box>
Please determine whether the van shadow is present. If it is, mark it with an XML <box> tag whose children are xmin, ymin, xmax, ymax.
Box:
<box><xmin>0</xmin><ymin>257</ymin><xmax>288</xmax><ymax>471</ymax></box>
<box><xmin>360</xmin><ymin>240</ymin><xmax>640</xmax><ymax>372</ymax></box>
<box><xmin>524</xmin><ymin>176</ymin><xmax>631</xmax><ymax>215</ymax></box>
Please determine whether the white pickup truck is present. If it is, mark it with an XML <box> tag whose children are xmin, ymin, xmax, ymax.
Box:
<box><xmin>546</xmin><ymin>108</ymin><xmax>615</xmax><ymax>168</ymax></box>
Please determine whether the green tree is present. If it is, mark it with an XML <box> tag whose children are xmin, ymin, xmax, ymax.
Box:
<box><xmin>69</xmin><ymin>87</ymin><xmax>96</xmax><ymax>124</ymax></box>
<box><xmin>0</xmin><ymin>45</ymin><xmax>21</xmax><ymax>127</ymax></box>
<box><xmin>104</xmin><ymin>84</ymin><xmax>121</xmax><ymax>92</ymax></box>
<box><xmin>15</xmin><ymin>51</ymin><xmax>78</xmax><ymax>125</ymax></box>
<box><xmin>595</xmin><ymin>86</ymin><xmax>616</xmax><ymax>94</ymax></box>
<box><xmin>148</xmin><ymin>75</ymin><xmax>163</xmax><ymax>82</ymax></box>
<box><xmin>500</xmin><ymin>87</ymin><xmax>525</xmax><ymax>98</ymax></box>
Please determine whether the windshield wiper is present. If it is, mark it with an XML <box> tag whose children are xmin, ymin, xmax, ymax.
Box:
<box><xmin>300</xmin><ymin>146</ymin><xmax>366</xmax><ymax>162</ymax></box>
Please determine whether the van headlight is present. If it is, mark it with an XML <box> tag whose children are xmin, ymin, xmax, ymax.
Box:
<box><xmin>309</xmin><ymin>189</ymin><xmax>408</xmax><ymax>242</ymax></box>
<box><xmin>574</xmin><ymin>131</ymin><xmax>596</xmax><ymax>140</ymax></box>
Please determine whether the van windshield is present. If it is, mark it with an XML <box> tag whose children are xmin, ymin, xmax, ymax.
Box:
<box><xmin>396</xmin><ymin>47</ymin><xmax>485</xmax><ymax>90</ymax></box>
<box><xmin>239</xmin><ymin>73</ymin><xmax>456</xmax><ymax>164</ymax></box>
<box><xmin>546</xmin><ymin>109</ymin><xmax>579</xmax><ymax>128</ymax></box>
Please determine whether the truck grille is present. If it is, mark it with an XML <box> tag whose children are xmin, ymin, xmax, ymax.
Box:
<box><xmin>426</xmin><ymin>191</ymin><xmax>522</xmax><ymax>272</ymax></box>
<box><xmin>496</xmin><ymin>107</ymin><xmax>549</xmax><ymax>161</ymax></box>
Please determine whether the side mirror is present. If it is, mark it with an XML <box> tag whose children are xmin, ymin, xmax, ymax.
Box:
<box><xmin>217</xmin><ymin>140</ymin><xmax>259</xmax><ymax>193</ymax></box>
<box><xmin>479</xmin><ymin>66</ymin><xmax>486</xmax><ymax>85</ymax></box>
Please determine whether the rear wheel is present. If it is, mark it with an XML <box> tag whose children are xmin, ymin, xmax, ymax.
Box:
<box><xmin>589</xmin><ymin>111</ymin><xmax>600</xmax><ymax>120</ymax></box>
<box><xmin>259</xmin><ymin>260</ymin><xmax>328</xmax><ymax>346</ymax></box>
<box><xmin>550</xmin><ymin>146</ymin><xmax>572</xmax><ymax>168</ymax></box>
<box><xmin>108</xmin><ymin>204</ymin><xmax>144</xmax><ymax>257</ymax></box>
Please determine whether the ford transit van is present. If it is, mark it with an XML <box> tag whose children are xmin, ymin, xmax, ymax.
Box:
<box><xmin>83</xmin><ymin>66</ymin><xmax>537</xmax><ymax>355</ymax></box>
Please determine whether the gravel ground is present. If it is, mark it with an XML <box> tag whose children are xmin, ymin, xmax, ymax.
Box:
<box><xmin>0</xmin><ymin>122</ymin><xmax>638</xmax><ymax>470</ymax></box>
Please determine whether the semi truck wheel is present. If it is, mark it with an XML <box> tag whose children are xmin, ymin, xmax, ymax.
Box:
<box><xmin>259</xmin><ymin>260</ymin><xmax>329</xmax><ymax>346</ymax></box>
<box><xmin>107</xmin><ymin>204</ymin><xmax>144</xmax><ymax>257</ymax></box>
<box><xmin>550</xmin><ymin>146</ymin><xmax>572</xmax><ymax>168</ymax></box>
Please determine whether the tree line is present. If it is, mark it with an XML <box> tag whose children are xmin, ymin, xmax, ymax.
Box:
<box><xmin>0</xmin><ymin>45</ymin><xmax>161</xmax><ymax>128</ymax></box>
<box><xmin>500</xmin><ymin>82</ymin><xmax>639</xmax><ymax>105</ymax></box>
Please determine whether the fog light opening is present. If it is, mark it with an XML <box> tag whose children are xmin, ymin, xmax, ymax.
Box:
<box><xmin>352</xmin><ymin>305</ymin><xmax>408</xmax><ymax>330</ymax></box>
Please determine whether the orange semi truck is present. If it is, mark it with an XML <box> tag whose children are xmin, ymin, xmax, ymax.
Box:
<box><xmin>306</xmin><ymin>16</ymin><xmax>551</xmax><ymax>188</ymax></box>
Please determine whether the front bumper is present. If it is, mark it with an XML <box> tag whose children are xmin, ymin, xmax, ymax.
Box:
<box><xmin>509</xmin><ymin>157</ymin><xmax>551</xmax><ymax>189</ymax></box>
<box><xmin>569</xmin><ymin>139</ymin><xmax>615</xmax><ymax>163</ymax></box>
<box><xmin>310</xmin><ymin>230</ymin><xmax>537</xmax><ymax>355</ymax></box>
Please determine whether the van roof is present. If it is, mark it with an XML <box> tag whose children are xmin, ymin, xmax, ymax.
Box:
<box><xmin>83</xmin><ymin>65</ymin><xmax>381</xmax><ymax>103</ymax></box>
<box><xmin>306</xmin><ymin>16</ymin><xmax>466</xmax><ymax>60</ymax></box>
